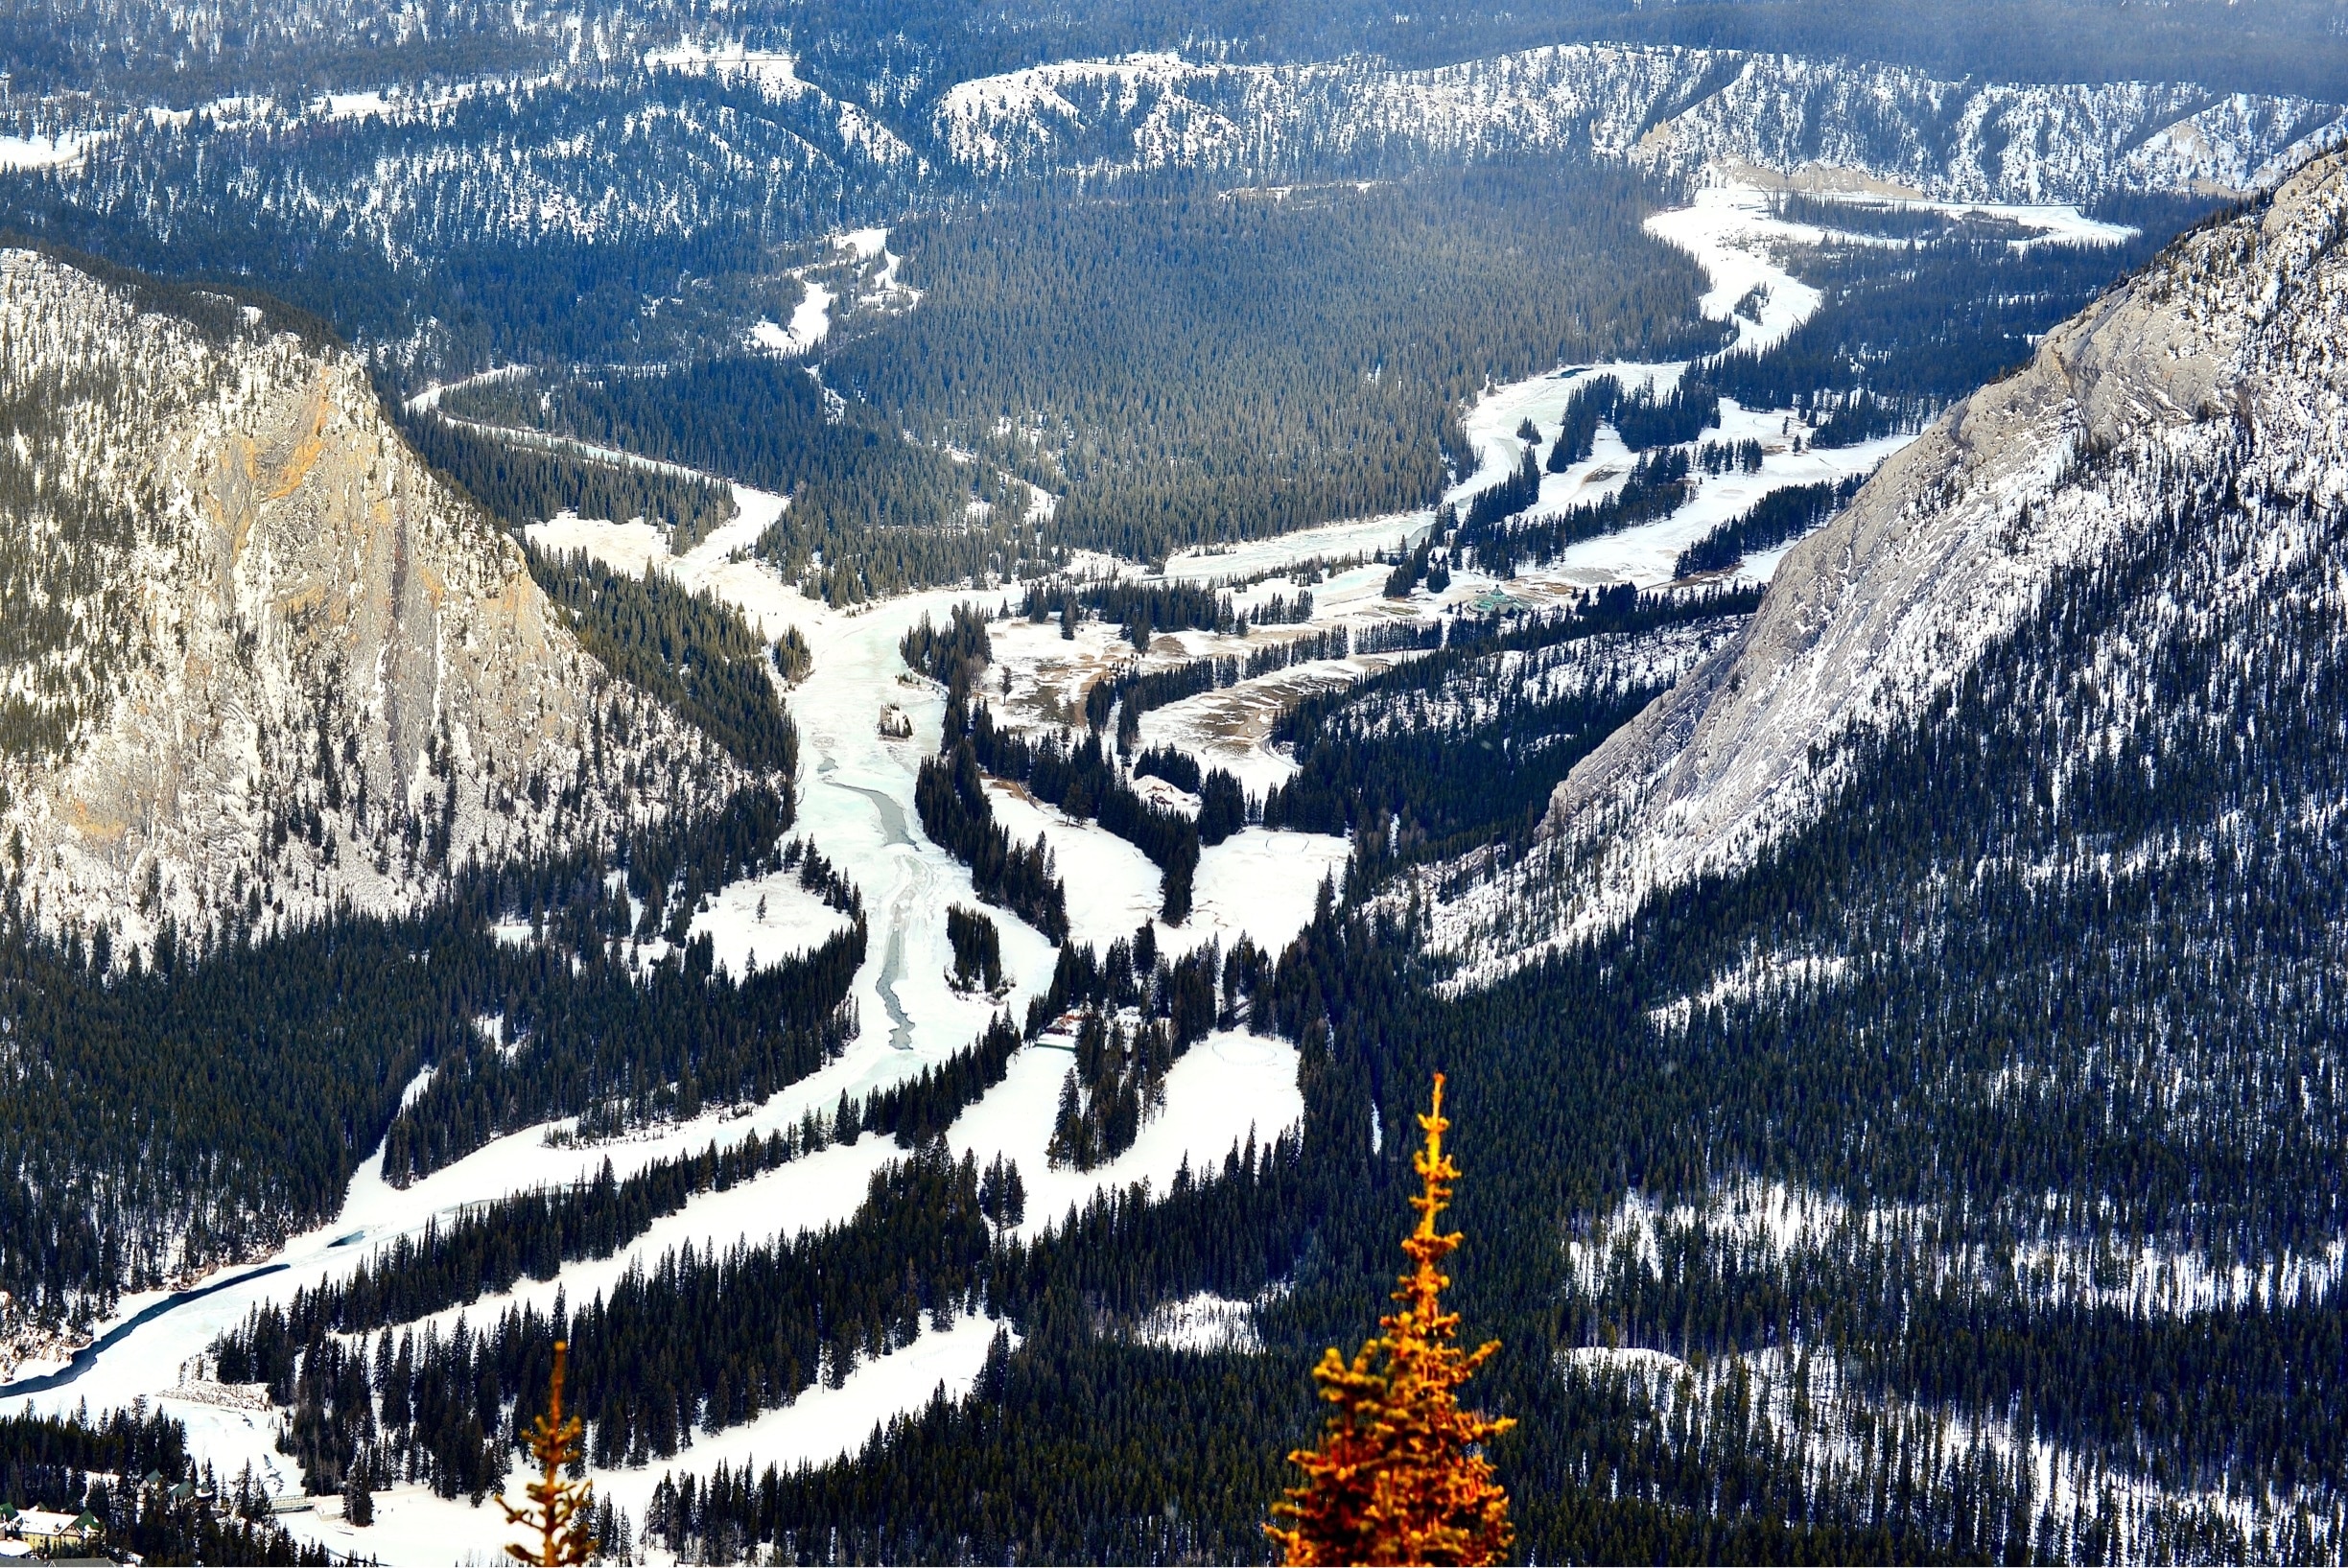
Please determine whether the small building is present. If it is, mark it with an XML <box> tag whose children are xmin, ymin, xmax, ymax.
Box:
<box><xmin>0</xmin><ymin>1505</ymin><xmax>103</xmax><ymax>1555</ymax></box>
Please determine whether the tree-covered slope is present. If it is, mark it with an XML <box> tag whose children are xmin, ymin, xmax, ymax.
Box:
<box><xmin>1439</xmin><ymin>147</ymin><xmax>2348</xmax><ymax>979</ymax></box>
<box><xmin>0</xmin><ymin>247</ymin><xmax>846</xmax><ymax>1369</ymax></box>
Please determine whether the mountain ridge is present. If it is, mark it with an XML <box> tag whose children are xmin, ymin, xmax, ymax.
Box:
<box><xmin>1423</xmin><ymin>144</ymin><xmax>2348</xmax><ymax>982</ymax></box>
<box><xmin>929</xmin><ymin>43</ymin><xmax>2348</xmax><ymax>201</ymax></box>
<box><xmin>0</xmin><ymin>246</ymin><xmax>742</xmax><ymax>952</ymax></box>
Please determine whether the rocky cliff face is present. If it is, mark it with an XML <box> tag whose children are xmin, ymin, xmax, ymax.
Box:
<box><xmin>0</xmin><ymin>250</ymin><xmax>738</xmax><ymax>949</ymax></box>
<box><xmin>1424</xmin><ymin>145</ymin><xmax>2348</xmax><ymax>982</ymax></box>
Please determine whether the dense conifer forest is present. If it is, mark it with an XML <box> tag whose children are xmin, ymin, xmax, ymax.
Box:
<box><xmin>0</xmin><ymin>782</ymin><xmax>858</xmax><ymax>1324</ymax></box>
<box><xmin>400</xmin><ymin>408</ymin><xmax>740</xmax><ymax>546</ymax></box>
<box><xmin>1673</xmin><ymin>477</ymin><xmax>1864</xmax><ymax>577</ymax></box>
<box><xmin>55</xmin><ymin>499</ymin><xmax>2324</xmax><ymax>1558</ymax></box>
<box><xmin>373</xmin><ymin>162</ymin><xmax>1733</xmax><ymax>591</ymax></box>
<box><xmin>826</xmin><ymin>164</ymin><xmax>1727</xmax><ymax>561</ymax></box>
<box><xmin>1266</xmin><ymin>587</ymin><xmax>1757</xmax><ymax>865</ymax></box>
<box><xmin>1705</xmin><ymin>198</ymin><xmax>2219</xmax><ymax>419</ymax></box>
<box><xmin>915</xmin><ymin>740</ymin><xmax>1072</xmax><ymax>943</ymax></box>
<box><xmin>1</xmin><ymin>7</ymin><xmax>2338</xmax><ymax>1558</ymax></box>
<box><xmin>441</xmin><ymin>362</ymin><xmax>1056</xmax><ymax>605</ymax></box>
<box><xmin>528</xmin><ymin>547</ymin><xmax>806</xmax><ymax>776</ymax></box>
<box><xmin>475</xmin><ymin>447</ymin><xmax>2348</xmax><ymax>1563</ymax></box>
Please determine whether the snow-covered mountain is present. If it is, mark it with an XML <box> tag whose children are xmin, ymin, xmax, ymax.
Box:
<box><xmin>0</xmin><ymin>249</ymin><xmax>739</xmax><ymax>952</ymax></box>
<box><xmin>932</xmin><ymin>44</ymin><xmax>2346</xmax><ymax>201</ymax></box>
<box><xmin>14</xmin><ymin>35</ymin><xmax>2333</xmax><ymax>388</ymax></box>
<box><xmin>70</xmin><ymin>59</ymin><xmax>918</xmax><ymax>258</ymax></box>
<box><xmin>1426</xmin><ymin>142</ymin><xmax>2348</xmax><ymax>982</ymax></box>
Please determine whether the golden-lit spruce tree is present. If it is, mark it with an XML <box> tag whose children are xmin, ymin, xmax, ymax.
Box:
<box><xmin>500</xmin><ymin>1340</ymin><xmax>598</xmax><ymax>1566</ymax></box>
<box><xmin>1269</xmin><ymin>1072</ymin><xmax>1515</xmax><ymax>1566</ymax></box>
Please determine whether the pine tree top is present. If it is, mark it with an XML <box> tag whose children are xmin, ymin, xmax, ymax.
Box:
<box><xmin>1269</xmin><ymin>1072</ymin><xmax>1514</xmax><ymax>1566</ymax></box>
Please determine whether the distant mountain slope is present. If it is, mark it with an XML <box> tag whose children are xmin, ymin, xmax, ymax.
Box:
<box><xmin>932</xmin><ymin>44</ymin><xmax>2346</xmax><ymax>200</ymax></box>
<box><xmin>1429</xmin><ymin>143</ymin><xmax>2348</xmax><ymax>981</ymax></box>
<box><xmin>12</xmin><ymin>36</ymin><xmax>2336</xmax><ymax>387</ymax></box>
<box><xmin>0</xmin><ymin>249</ymin><xmax>740</xmax><ymax>952</ymax></box>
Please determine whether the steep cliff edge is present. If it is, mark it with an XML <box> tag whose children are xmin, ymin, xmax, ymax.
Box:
<box><xmin>0</xmin><ymin>250</ymin><xmax>740</xmax><ymax>948</ymax></box>
<box><xmin>1426</xmin><ymin>146</ymin><xmax>2348</xmax><ymax>980</ymax></box>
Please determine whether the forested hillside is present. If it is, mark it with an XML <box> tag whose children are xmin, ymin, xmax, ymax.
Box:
<box><xmin>1702</xmin><ymin>191</ymin><xmax>2218</xmax><ymax>433</ymax></box>
<box><xmin>440</xmin><ymin>360</ymin><xmax>1054</xmax><ymax>603</ymax></box>
<box><xmin>828</xmin><ymin>164</ymin><xmax>1725</xmax><ymax>559</ymax></box>
<box><xmin>407</xmin><ymin>161</ymin><xmax>1728</xmax><ymax>578</ymax></box>
<box><xmin>0</xmin><ymin>244</ymin><xmax>847</xmax><ymax>1370</ymax></box>
<box><xmin>2</xmin><ymin>0</ymin><xmax>2345</xmax><ymax>1559</ymax></box>
<box><xmin>0</xmin><ymin>787</ymin><xmax>856</xmax><ymax>1331</ymax></box>
<box><xmin>0</xmin><ymin>246</ymin><xmax>738</xmax><ymax>948</ymax></box>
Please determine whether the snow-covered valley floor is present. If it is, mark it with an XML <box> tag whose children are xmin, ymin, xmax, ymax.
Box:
<box><xmin>0</xmin><ymin>181</ymin><xmax>2125</xmax><ymax>1562</ymax></box>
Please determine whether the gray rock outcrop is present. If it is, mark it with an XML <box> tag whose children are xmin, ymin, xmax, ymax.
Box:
<box><xmin>0</xmin><ymin>250</ymin><xmax>739</xmax><ymax>948</ymax></box>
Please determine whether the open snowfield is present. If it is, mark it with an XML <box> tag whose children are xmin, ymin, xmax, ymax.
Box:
<box><xmin>949</xmin><ymin>1030</ymin><xmax>1303</xmax><ymax>1239</ymax></box>
<box><xmin>1189</xmin><ymin>830</ymin><xmax>1350</xmax><ymax>953</ymax></box>
<box><xmin>983</xmin><ymin>778</ymin><xmax>1348</xmax><ymax>956</ymax></box>
<box><xmin>1645</xmin><ymin>182</ymin><xmax>1829</xmax><ymax>355</ymax></box>
<box><xmin>644</xmin><ymin>39</ymin><xmax>810</xmax><ymax>97</ymax></box>
<box><xmin>1803</xmin><ymin>190</ymin><xmax>2139</xmax><ymax>248</ymax></box>
<box><xmin>1535</xmin><ymin>412</ymin><xmax>1914</xmax><ymax>589</ymax></box>
<box><xmin>986</xmin><ymin>780</ymin><xmax>1164</xmax><ymax>946</ymax></box>
<box><xmin>315</xmin><ymin>89</ymin><xmax>395</xmax><ymax>121</ymax></box>
<box><xmin>752</xmin><ymin>279</ymin><xmax>835</xmax><ymax>356</ymax></box>
<box><xmin>1124</xmin><ymin>647</ymin><xmax>1411</xmax><ymax>795</ymax></box>
<box><xmin>1161</xmin><ymin>510</ymin><xmax>1430</xmax><ymax>583</ymax></box>
<box><xmin>0</xmin><ymin>133</ymin><xmax>89</xmax><ymax>171</ymax></box>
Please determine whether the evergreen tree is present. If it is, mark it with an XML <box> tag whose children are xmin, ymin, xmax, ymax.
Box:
<box><xmin>499</xmin><ymin>1340</ymin><xmax>596</xmax><ymax>1566</ymax></box>
<box><xmin>1270</xmin><ymin>1074</ymin><xmax>1513</xmax><ymax>1567</ymax></box>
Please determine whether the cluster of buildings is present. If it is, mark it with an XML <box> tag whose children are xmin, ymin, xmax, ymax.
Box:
<box><xmin>0</xmin><ymin>1501</ymin><xmax>104</xmax><ymax>1562</ymax></box>
<box><xmin>0</xmin><ymin>1470</ymin><xmax>215</xmax><ymax>1563</ymax></box>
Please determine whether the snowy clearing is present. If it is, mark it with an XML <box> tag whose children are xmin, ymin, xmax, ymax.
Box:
<box><xmin>1804</xmin><ymin>190</ymin><xmax>2139</xmax><ymax>248</ymax></box>
<box><xmin>949</xmin><ymin>1030</ymin><xmax>1303</xmax><ymax>1240</ymax></box>
<box><xmin>1643</xmin><ymin>183</ymin><xmax>1826</xmax><ymax>356</ymax></box>
<box><xmin>0</xmin><ymin>133</ymin><xmax>88</xmax><ymax>171</ymax></box>
<box><xmin>272</xmin><ymin>1315</ymin><xmax>1008</xmax><ymax>1564</ymax></box>
<box><xmin>752</xmin><ymin>280</ymin><xmax>834</xmax><ymax>356</ymax></box>
<box><xmin>1130</xmin><ymin>1290</ymin><xmax>1266</xmax><ymax>1353</ymax></box>
<box><xmin>645</xmin><ymin>40</ymin><xmax>810</xmax><ymax>99</ymax></box>
<box><xmin>687</xmin><ymin>865</ymin><xmax>855</xmax><ymax>978</ymax></box>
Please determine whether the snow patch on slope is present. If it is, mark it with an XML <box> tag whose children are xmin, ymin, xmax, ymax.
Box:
<box><xmin>753</xmin><ymin>279</ymin><xmax>834</xmax><ymax>356</ymax></box>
